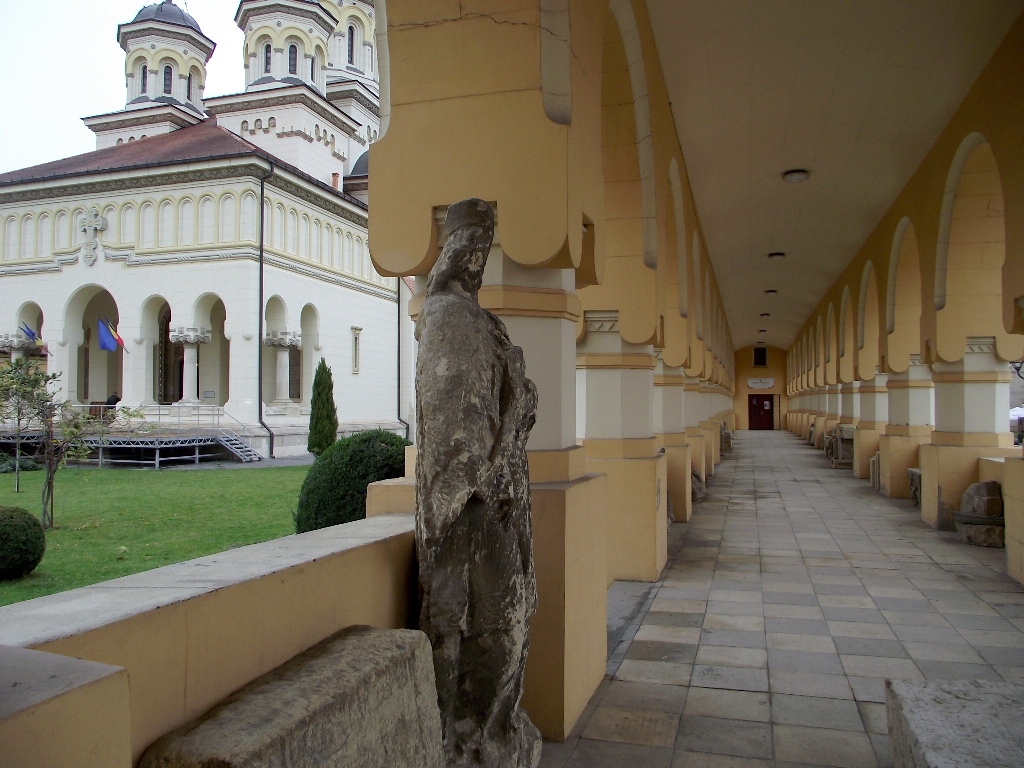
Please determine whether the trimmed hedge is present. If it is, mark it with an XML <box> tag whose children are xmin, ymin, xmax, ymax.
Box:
<box><xmin>295</xmin><ymin>429</ymin><xmax>410</xmax><ymax>533</ymax></box>
<box><xmin>0</xmin><ymin>506</ymin><xmax>46</xmax><ymax>580</ymax></box>
<box><xmin>0</xmin><ymin>457</ymin><xmax>41</xmax><ymax>474</ymax></box>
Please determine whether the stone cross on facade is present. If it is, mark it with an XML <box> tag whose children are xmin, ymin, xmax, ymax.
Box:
<box><xmin>80</xmin><ymin>207</ymin><xmax>107</xmax><ymax>266</ymax></box>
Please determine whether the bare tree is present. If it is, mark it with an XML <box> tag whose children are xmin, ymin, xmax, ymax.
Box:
<box><xmin>0</xmin><ymin>358</ymin><xmax>56</xmax><ymax>493</ymax></box>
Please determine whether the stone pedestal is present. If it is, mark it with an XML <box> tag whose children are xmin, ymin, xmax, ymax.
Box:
<box><xmin>839</xmin><ymin>380</ymin><xmax>860</xmax><ymax>425</ymax></box>
<box><xmin>854</xmin><ymin>374</ymin><xmax>888</xmax><ymax>479</ymax></box>
<box><xmin>577</xmin><ymin>311</ymin><xmax>665</xmax><ymax>584</ymax></box>
<box><xmin>880</xmin><ymin>357</ymin><xmax>933</xmax><ymax>498</ymax></box>
<box><xmin>920</xmin><ymin>339</ymin><xmax>1018</xmax><ymax>528</ymax></box>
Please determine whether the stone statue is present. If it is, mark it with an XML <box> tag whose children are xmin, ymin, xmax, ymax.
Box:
<box><xmin>414</xmin><ymin>199</ymin><xmax>542</xmax><ymax>768</ymax></box>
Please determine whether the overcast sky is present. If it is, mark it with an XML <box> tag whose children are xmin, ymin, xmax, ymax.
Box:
<box><xmin>0</xmin><ymin>0</ymin><xmax>246</xmax><ymax>174</ymax></box>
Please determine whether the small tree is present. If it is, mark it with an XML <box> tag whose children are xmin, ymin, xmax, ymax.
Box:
<box><xmin>307</xmin><ymin>358</ymin><xmax>339</xmax><ymax>456</ymax></box>
<box><xmin>0</xmin><ymin>358</ymin><xmax>57</xmax><ymax>493</ymax></box>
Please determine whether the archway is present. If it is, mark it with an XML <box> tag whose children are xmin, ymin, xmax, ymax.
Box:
<box><xmin>300</xmin><ymin>304</ymin><xmax>320</xmax><ymax>407</ymax></box>
<box><xmin>839</xmin><ymin>287</ymin><xmax>855</xmax><ymax>383</ymax></box>
<box><xmin>857</xmin><ymin>262</ymin><xmax>881</xmax><ymax>381</ymax></box>
<box><xmin>885</xmin><ymin>217</ymin><xmax>921</xmax><ymax>372</ymax></box>
<box><xmin>65</xmin><ymin>287</ymin><xmax>122</xmax><ymax>404</ymax></box>
<box><xmin>140</xmin><ymin>295</ymin><xmax>178</xmax><ymax>404</ymax></box>
<box><xmin>194</xmin><ymin>294</ymin><xmax>230</xmax><ymax>406</ymax></box>
<box><xmin>825</xmin><ymin>303</ymin><xmax>838</xmax><ymax>385</ymax></box>
<box><xmin>14</xmin><ymin>302</ymin><xmax>45</xmax><ymax>361</ymax></box>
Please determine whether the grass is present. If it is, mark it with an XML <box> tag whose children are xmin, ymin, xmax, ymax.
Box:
<box><xmin>0</xmin><ymin>464</ymin><xmax>309</xmax><ymax>606</ymax></box>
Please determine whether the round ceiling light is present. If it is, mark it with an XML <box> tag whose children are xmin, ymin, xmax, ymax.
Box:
<box><xmin>758</xmin><ymin>329</ymin><xmax>767</xmax><ymax>333</ymax></box>
<box><xmin>760</xmin><ymin>313</ymin><xmax>770</xmax><ymax>318</ymax></box>
<box><xmin>768</xmin><ymin>252</ymin><xmax>786</xmax><ymax>260</ymax></box>
<box><xmin>765</xmin><ymin>289</ymin><xmax>778</xmax><ymax>296</ymax></box>
<box><xmin>782</xmin><ymin>169</ymin><xmax>810</xmax><ymax>183</ymax></box>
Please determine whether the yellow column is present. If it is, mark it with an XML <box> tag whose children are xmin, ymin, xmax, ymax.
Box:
<box><xmin>854</xmin><ymin>373</ymin><xmax>888</xmax><ymax>479</ymax></box>
<box><xmin>654</xmin><ymin>356</ymin><xmax>692</xmax><ymax>522</ymax></box>
<box><xmin>684</xmin><ymin>377</ymin><xmax>707</xmax><ymax>483</ymax></box>
<box><xmin>879</xmin><ymin>356</ymin><xmax>933</xmax><ymax>498</ymax></box>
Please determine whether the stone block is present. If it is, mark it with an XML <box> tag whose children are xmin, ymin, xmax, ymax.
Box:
<box><xmin>954</xmin><ymin>521</ymin><xmax>1005</xmax><ymax>548</ymax></box>
<box><xmin>138</xmin><ymin>626</ymin><xmax>443</xmax><ymax>768</ymax></box>
<box><xmin>365</xmin><ymin>477</ymin><xmax>415</xmax><ymax>517</ymax></box>
<box><xmin>907</xmin><ymin>468</ymin><xmax>922</xmax><ymax>509</ymax></box>
<box><xmin>692</xmin><ymin>472</ymin><xmax>707</xmax><ymax>502</ymax></box>
<box><xmin>886</xmin><ymin>679</ymin><xmax>1024</xmax><ymax>768</ymax></box>
<box><xmin>960</xmin><ymin>480</ymin><xmax>1003</xmax><ymax>517</ymax></box>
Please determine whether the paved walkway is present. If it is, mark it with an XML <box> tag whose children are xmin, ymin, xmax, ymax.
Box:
<box><xmin>541</xmin><ymin>430</ymin><xmax>1024</xmax><ymax>768</ymax></box>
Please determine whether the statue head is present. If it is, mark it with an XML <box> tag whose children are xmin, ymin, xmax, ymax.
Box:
<box><xmin>427</xmin><ymin>199</ymin><xmax>495</xmax><ymax>297</ymax></box>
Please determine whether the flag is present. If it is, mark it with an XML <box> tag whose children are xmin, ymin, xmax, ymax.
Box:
<box><xmin>98</xmin><ymin>318</ymin><xmax>125</xmax><ymax>352</ymax></box>
<box><xmin>18</xmin><ymin>322</ymin><xmax>42</xmax><ymax>347</ymax></box>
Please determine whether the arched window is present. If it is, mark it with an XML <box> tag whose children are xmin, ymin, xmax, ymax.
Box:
<box><xmin>310</xmin><ymin>54</ymin><xmax>316</xmax><ymax>82</ymax></box>
<box><xmin>186</xmin><ymin>73</ymin><xmax>193</xmax><ymax>102</ymax></box>
<box><xmin>288</xmin><ymin>45</ymin><xmax>298</xmax><ymax>75</ymax></box>
<box><xmin>163</xmin><ymin>65</ymin><xmax>172</xmax><ymax>95</ymax></box>
<box><xmin>140</xmin><ymin>63</ymin><xmax>148</xmax><ymax>95</ymax></box>
<box><xmin>347</xmin><ymin>26</ymin><xmax>355</xmax><ymax>65</ymax></box>
<box><xmin>264</xmin><ymin>44</ymin><xmax>271</xmax><ymax>74</ymax></box>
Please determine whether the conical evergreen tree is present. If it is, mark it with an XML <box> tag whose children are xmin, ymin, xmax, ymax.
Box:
<box><xmin>307</xmin><ymin>358</ymin><xmax>339</xmax><ymax>456</ymax></box>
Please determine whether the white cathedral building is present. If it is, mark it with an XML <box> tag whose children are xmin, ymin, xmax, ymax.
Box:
<box><xmin>0</xmin><ymin>0</ymin><xmax>415</xmax><ymax>458</ymax></box>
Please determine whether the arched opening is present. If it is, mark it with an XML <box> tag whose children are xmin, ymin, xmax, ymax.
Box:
<box><xmin>815</xmin><ymin>317</ymin><xmax>824</xmax><ymax>387</ymax></box>
<box><xmin>885</xmin><ymin>217</ymin><xmax>922</xmax><ymax>372</ymax></box>
<box><xmin>65</xmin><ymin>287</ymin><xmax>122</xmax><ymax>405</ymax></box>
<box><xmin>839</xmin><ymin>287</ymin><xmax>855</xmax><ymax>383</ymax></box>
<box><xmin>163</xmin><ymin>65</ymin><xmax>172</xmax><ymax>95</ymax></box>
<box><xmin>288</xmin><ymin>45</ymin><xmax>298</xmax><ymax>75</ymax></box>
<box><xmin>300</xmin><ymin>304</ymin><xmax>320</xmax><ymax>407</ymax></box>
<box><xmin>935</xmin><ymin>136</ymin><xmax>1013</xmax><ymax>361</ymax></box>
<box><xmin>264</xmin><ymin>43</ymin><xmax>272</xmax><ymax>74</ymax></box>
<box><xmin>139</xmin><ymin>296</ymin><xmax>177</xmax><ymax>404</ymax></box>
<box><xmin>14</xmin><ymin>302</ymin><xmax>45</xmax><ymax>361</ymax></box>
<box><xmin>194</xmin><ymin>294</ymin><xmax>230</xmax><ymax>407</ymax></box>
<box><xmin>262</xmin><ymin>295</ymin><xmax>293</xmax><ymax>407</ymax></box>
<box><xmin>825</xmin><ymin>303</ymin><xmax>838</xmax><ymax>385</ymax></box>
<box><xmin>140</xmin><ymin>61</ymin><xmax>148</xmax><ymax>96</ymax></box>
<box><xmin>857</xmin><ymin>262</ymin><xmax>881</xmax><ymax>381</ymax></box>
<box><xmin>348</xmin><ymin>25</ymin><xmax>356</xmax><ymax>65</ymax></box>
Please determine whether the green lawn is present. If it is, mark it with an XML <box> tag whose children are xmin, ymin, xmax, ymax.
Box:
<box><xmin>0</xmin><ymin>465</ymin><xmax>309</xmax><ymax>606</ymax></box>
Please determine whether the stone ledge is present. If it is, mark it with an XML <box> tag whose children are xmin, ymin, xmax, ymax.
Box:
<box><xmin>886</xmin><ymin>679</ymin><xmax>1024</xmax><ymax>768</ymax></box>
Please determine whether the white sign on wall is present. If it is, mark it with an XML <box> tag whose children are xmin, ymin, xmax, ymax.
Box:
<box><xmin>748</xmin><ymin>377</ymin><xmax>775</xmax><ymax>390</ymax></box>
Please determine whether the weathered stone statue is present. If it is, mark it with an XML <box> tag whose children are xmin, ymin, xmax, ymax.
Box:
<box><xmin>414</xmin><ymin>199</ymin><xmax>542</xmax><ymax>768</ymax></box>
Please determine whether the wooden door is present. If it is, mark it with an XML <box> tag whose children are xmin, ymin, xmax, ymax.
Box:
<box><xmin>749</xmin><ymin>394</ymin><xmax>774</xmax><ymax>430</ymax></box>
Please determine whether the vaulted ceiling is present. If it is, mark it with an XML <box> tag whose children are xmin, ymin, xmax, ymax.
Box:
<box><xmin>647</xmin><ymin>0</ymin><xmax>1023</xmax><ymax>351</ymax></box>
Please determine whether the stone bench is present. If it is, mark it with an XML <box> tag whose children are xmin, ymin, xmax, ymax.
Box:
<box><xmin>886</xmin><ymin>679</ymin><xmax>1024</xmax><ymax>768</ymax></box>
<box><xmin>139</xmin><ymin>626</ymin><xmax>443</xmax><ymax>768</ymax></box>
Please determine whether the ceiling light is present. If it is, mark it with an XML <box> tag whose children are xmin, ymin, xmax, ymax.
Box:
<box><xmin>760</xmin><ymin>313</ymin><xmax>770</xmax><ymax>318</ymax></box>
<box><xmin>758</xmin><ymin>329</ymin><xmax>767</xmax><ymax>333</ymax></box>
<box><xmin>782</xmin><ymin>169</ymin><xmax>809</xmax><ymax>183</ymax></box>
<box><xmin>765</xmin><ymin>289</ymin><xmax>778</xmax><ymax>296</ymax></box>
<box><xmin>767</xmin><ymin>252</ymin><xmax>785</xmax><ymax>260</ymax></box>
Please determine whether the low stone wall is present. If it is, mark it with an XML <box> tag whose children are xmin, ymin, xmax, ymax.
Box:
<box><xmin>0</xmin><ymin>515</ymin><xmax>417</xmax><ymax>765</ymax></box>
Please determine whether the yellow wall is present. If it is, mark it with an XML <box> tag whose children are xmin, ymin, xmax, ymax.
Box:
<box><xmin>733</xmin><ymin>345</ymin><xmax>789</xmax><ymax>430</ymax></box>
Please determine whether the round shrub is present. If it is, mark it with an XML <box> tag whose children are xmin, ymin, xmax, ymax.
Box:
<box><xmin>0</xmin><ymin>506</ymin><xmax>46</xmax><ymax>580</ymax></box>
<box><xmin>295</xmin><ymin>429</ymin><xmax>410</xmax><ymax>533</ymax></box>
<box><xmin>0</xmin><ymin>457</ymin><xmax>41</xmax><ymax>474</ymax></box>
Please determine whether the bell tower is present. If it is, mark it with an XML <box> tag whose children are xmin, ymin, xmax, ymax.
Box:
<box><xmin>236</xmin><ymin>0</ymin><xmax>338</xmax><ymax>94</ymax></box>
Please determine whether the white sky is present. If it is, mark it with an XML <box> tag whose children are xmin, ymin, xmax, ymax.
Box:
<box><xmin>0</xmin><ymin>0</ymin><xmax>246</xmax><ymax>174</ymax></box>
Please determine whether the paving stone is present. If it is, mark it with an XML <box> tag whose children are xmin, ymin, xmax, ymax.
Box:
<box><xmin>703</xmin><ymin>614</ymin><xmax>765</xmax><ymax>632</ymax></box>
<box><xmin>768</xmin><ymin>648</ymin><xmax>845</xmax><ymax>674</ymax></box>
<box><xmin>625</xmin><ymin>640</ymin><xmax>698</xmax><ymax>665</ymax></box>
<box><xmin>769</xmin><ymin>670</ymin><xmax>854</xmax><ymax>699</ymax></box>
<box><xmin>563</xmin><ymin>738</ymin><xmax>673</xmax><ymax>768</ymax></box>
<box><xmin>671</xmin><ymin>751</ymin><xmax>772</xmax><ymax>768</ymax></box>
<box><xmin>773</xmin><ymin>724</ymin><xmax>878</xmax><ymax>767</ymax></box>
<box><xmin>582</xmin><ymin>706</ymin><xmax>680</xmax><ymax>747</ymax></box>
<box><xmin>694</xmin><ymin>645</ymin><xmax>767</xmax><ymax>669</ymax></box>
<box><xmin>599</xmin><ymin>681</ymin><xmax>688</xmax><ymax>714</ymax></box>
<box><xmin>644</xmin><ymin>611</ymin><xmax>704</xmax><ymax>629</ymax></box>
<box><xmin>857</xmin><ymin>701</ymin><xmax>888</xmax><ymax>734</ymax></box>
<box><xmin>674</xmin><ymin>716</ymin><xmax>773</xmax><ymax>759</ymax></box>
<box><xmin>615</xmin><ymin>659</ymin><xmax>692</xmax><ymax>686</ymax></box>
<box><xmin>699</xmin><ymin>629</ymin><xmax>767</xmax><ymax>649</ymax></box>
<box><xmin>690</xmin><ymin>664</ymin><xmax>769</xmax><ymax>692</ymax></box>
<box><xmin>635</xmin><ymin>625</ymin><xmax>702</xmax><ymax>645</ymax></box>
<box><xmin>682</xmin><ymin>687</ymin><xmax>770</xmax><ymax>722</ymax></box>
<box><xmin>831</xmin><ymin>637</ymin><xmax>908</xmax><ymax>658</ymax></box>
<box><xmin>765</xmin><ymin>617</ymin><xmax>830</xmax><ymax>635</ymax></box>
<box><xmin>771</xmin><ymin>693</ymin><xmax>865</xmax><ymax>731</ymax></box>
<box><xmin>914</xmin><ymin>660</ymin><xmax>1004</xmax><ymax>681</ymax></box>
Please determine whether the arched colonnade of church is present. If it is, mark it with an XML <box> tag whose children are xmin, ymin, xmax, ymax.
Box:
<box><xmin>785</xmin><ymin>26</ymin><xmax>1024</xmax><ymax>546</ymax></box>
<box><xmin>3</xmin><ymin>287</ymin><xmax>324</xmax><ymax>422</ymax></box>
<box><xmin>366</xmin><ymin>0</ymin><xmax>737</xmax><ymax>741</ymax></box>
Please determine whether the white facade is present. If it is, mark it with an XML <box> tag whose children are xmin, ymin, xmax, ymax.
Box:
<box><xmin>0</xmin><ymin>0</ymin><xmax>412</xmax><ymax>457</ymax></box>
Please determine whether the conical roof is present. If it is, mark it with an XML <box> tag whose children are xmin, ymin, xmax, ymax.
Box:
<box><xmin>131</xmin><ymin>0</ymin><xmax>203</xmax><ymax>34</ymax></box>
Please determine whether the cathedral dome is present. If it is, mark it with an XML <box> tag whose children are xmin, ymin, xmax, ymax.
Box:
<box><xmin>349</xmin><ymin>150</ymin><xmax>369</xmax><ymax>177</ymax></box>
<box><xmin>131</xmin><ymin>0</ymin><xmax>203</xmax><ymax>35</ymax></box>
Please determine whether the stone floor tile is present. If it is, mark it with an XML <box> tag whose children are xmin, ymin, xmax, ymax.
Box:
<box><xmin>929</xmin><ymin>600</ymin><xmax>998</xmax><ymax>616</ymax></box>
<box><xmin>848</xmin><ymin>676</ymin><xmax>887</xmax><ymax>703</ymax></box>
<box><xmin>827</xmin><ymin>621</ymin><xmax>897</xmax><ymax>640</ymax></box>
<box><xmin>709</xmin><ymin>590</ymin><xmax>763</xmax><ymax>603</ymax></box>
<box><xmin>582</xmin><ymin>706</ymin><xmax>680</xmax><ymax>747</ymax></box>
<box><xmin>901</xmin><ymin>641</ymin><xmax>984</xmax><ymax>663</ymax></box>
<box><xmin>671</xmin><ymin>751</ymin><xmax>772</xmax><ymax>768</ymax></box>
<box><xmin>869</xmin><ymin>733</ymin><xmax>893</xmax><ymax>768</ymax></box>
<box><xmin>769</xmin><ymin>670</ymin><xmax>854</xmax><ymax>699</ymax></box>
<box><xmin>694</xmin><ymin>645</ymin><xmax>767</xmax><ymax>669</ymax></box>
<box><xmin>703</xmin><ymin>614</ymin><xmax>765</xmax><ymax>632</ymax></box>
<box><xmin>857</xmin><ymin>701</ymin><xmax>888</xmax><ymax>734</ymax></box>
<box><xmin>773</xmin><ymin>724</ymin><xmax>878</xmax><ymax>768</ymax></box>
<box><xmin>538</xmin><ymin>736</ymin><xmax>578</xmax><ymax>768</ymax></box>
<box><xmin>818</xmin><ymin>595</ymin><xmax>876</xmax><ymax>609</ymax></box>
<box><xmin>615</xmin><ymin>659</ymin><xmax>692</xmax><ymax>686</ymax></box>
<box><xmin>763</xmin><ymin>592</ymin><xmax>822</xmax><ymax>606</ymax></box>
<box><xmin>769</xmin><ymin>648</ymin><xmax>845</xmax><ymax>674</ymax></box>
<box><xmin>563</xmin><ymin>738</ymin><xmax>673</xmax><ymax>768</ymax></box>
<box><xmin>682</xmin><ymin>686</ymin><xmax>770</xmax><ymax>722</ymax></box>
<box><xmin>822</xmin><ymin>607</ymin><xmax>888</xmax><ymax>624</ymax></box>
<box><xmin>674</xmin><ymin>715</ymin><xmax>773</xmax><ymax>759</ymax></box>
<box><xmin>706</xmin><ymin>601</ymin><xmax>765</xmax><ymax>617</ymax></box>
<box><xmin>957</xmin><ymin>629</ymin><xmax>1024</xmax><ymax>648</ymax></box>
<box><xmin>889</xmin><ymin>624</ymin><xmax>966</xmax><ymax>644</ymax></box>
<box><xmin>974</xmin><ymin>645</ymin><xmax>1024</xmax><ymax>666</ymax></box>
<box><xmin>879</xmin><ymin>610</ymin><xmax>950</xmax><ymax>627</ymax></box>
<box><xmin>626</xmin><ymin>640</ymin><xmax>698</xmax><ymax>665</ymax></box>
<box><xmin>765</xmin><ymin>617</ymin><xmax>830</xmax><ymax>635</ymax></box>
<box><xmin>651</xmin><ymin>598</ymin><xmax>707</xmax><ymax>614</ymax></box>
<box><xmin>839</xmin><ymin>656</ymin><xmax>922</xmax><ymax>680</ymax></box>
<box><xmin>814</xmin><ymin>583</ymin><xmax>871</xmax><ymax>597</ymax></box>
<box><xmin>764</xmin><ymin>604</ymin><xmax>825</xmax><ymax>620</ymax></box>
<box><xmin>659</xmin><ymin>587</ymin><xmax>712</xmax><ymax>600</ymax></box>
<box><xmin>600</xmin><ymin>680</ymin><xmax>689</xmax><ymax>714</ymax></box>
<box><xmin>766</xmin><ymin>632</ymin><xmax>837</xmax><ymax>653</ymax></box>
<box><xmin>864</xmin><ymin>586</ymin><xmax>924</xmax><ymax>599</ymax></box>
<box><xmin>943</xmin><ymin>613</ymin><xmax>1018</xmax><ymax>631</ymax></box>
<box><xmin>645</xmin><ymin>611</ymin><xmax>705</xmax><ymax>629</ymax></box>
<box><xmin>635</xmin><ymin>625</ymin><xmax>702</xmax><ymax>645</ymax></box>
<box><xmin>914</xmin><ymin>660</ymin><xmax>1004</xmax><ymax>681</ymax></box>
<box><xmin>831</xmin><ymin>636</ymin><xmax>908</xmax><ymax>658</ymax></box>
<box><xmin>690</xmin><ymin>664</ymin><xmax>770</xmax><ymax>692</ymax></box>
<box><xmin>995</xmin><ymin>665</ymin><xmax>1024</xmax><ymax>683</ymax></box>
<box><xmin>771</xmin><ymin>693</ymin><xmax>864</xmax><ymax>731</ymax></box>
<box><xmin>700</xmin><ymin>629</ymin><xmax>767</xmax><ymax>649</ymax></box>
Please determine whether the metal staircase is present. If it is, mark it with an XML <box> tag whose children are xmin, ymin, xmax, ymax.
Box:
<box><xmin>216</xmin><ymin>431</ymin><xmax>263</xmax><ymax>462</ymax></box>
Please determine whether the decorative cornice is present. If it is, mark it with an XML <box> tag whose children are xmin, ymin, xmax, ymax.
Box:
<box><xmin>0</xmin><ymin>333</ymin><xmax>35</xmax><ymax>351</ymax></box>
<box><xmin>583</xmin><ymin>310</ymin><xmax>619</xmax><ymax>334</ymax></box>
<box><xmin>205</xmin><ymin>91</ymin><xmax>357</xmax><ymax>137</ymax></box>
<box><xmin>965</xmin><ymin>336</ymin><xmax>997</xmax><ymax>354</ymax></box>
<box><xmin>169</xmin><ymin>326</ymin><xmax>212</xmax><ymax>344</ymax></box>
<box><xmin>237</xmin><ymin>2</ymin><xmax>339</xmax><ymax>37</ymax></box>
<box><xmin>264</xmin><ymin>330</ymin><xmax>302</xmax><ymax>347</ymax></box>
<box><xmin>327</xmin><ymin>85</ymin><xmax>381</xmax><ymax>118</ymax></box>
<box><xmin>83</xmin><ymin>108</ymin><xmax>201</xmax><ymax>133</ymax></box>
<box><xmin>119</xmin><ymin>24</ymin><xmax>216</xmax><ymax>59</ymax></box>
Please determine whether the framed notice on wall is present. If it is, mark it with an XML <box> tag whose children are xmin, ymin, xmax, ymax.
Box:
<box><xmin>748</xmin><ymin>377</ymin><xmax>775</xmax><ymax>389</ymax></box>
